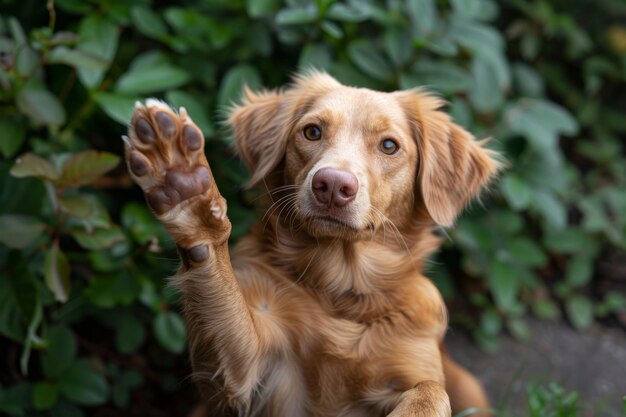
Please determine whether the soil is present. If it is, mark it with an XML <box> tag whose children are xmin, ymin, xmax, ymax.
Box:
<box><xmin>446</xmin><ymin>318</ymin><xmax>626</xmax><ymax>417</ymax></box>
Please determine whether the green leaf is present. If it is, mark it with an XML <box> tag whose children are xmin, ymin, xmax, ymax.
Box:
<box><xmin>44</xmin><ymin>241</ymin><xmax>71</xmax><ymax>303</ymax></box>
<box><xmin>93</xmin><ymin>92</ymin><xmax>140</xmax><ymax>125</ymax></box>
<box><xmin>50</xmin><ymin>399</ymin><xmax>84</xmax><ymax>417</ymax></box>
<box><xmin>63</xmin><ymin>194</ymin><xmax>111</xmax><ymax>230</ymax></box>
<box><xmin>401</xmin><ymin>60</ymin><xmax>470</xmax><ymax>93</ymax></box>
<box><xmin>165</xmin><ymin>90</ymin><xmax>214</xmax><ymax>136</ymax></box>
<box><xmin>0</xmin><ymin>383</ymin><xmax>32</xmax><ymax>415</ymax></box>
<box><xmin>347</xmin><ymin>40</ymin><xmax>394</xmax><ymax>83</ymax></box>
<box><xmin>57</xmin><ymin>150</ymin><xmax>120</xmax><ymax>188</ymax></box>
<box><xmin>121</xmin><ymin>202</ymin><xmax>165</xmax><ymax>245</ymax></box>
<box><xmin>579</xmin><ymin>198</ymin><xmax>608</xmax><ymax>233</ymax></box>
<box><xmin>58</xmin><ymin>195</ymin><xmax>95</xmax><ymax>219</ymax></box>
<box><xmin>327</xmin><ymin>3</ymin><xmax>368</xmax><ymax>22</ymax></box>
<box><xmin>320</xmin><ymin>20</ymin><xmax>343</xmax><ymax>39</ymax></box>
<box><xmin>507</xmin><ymin>317</ymin><xmax>531</xmax><ymax>341</ymax></box>
<box><xmin>566</xmin><ymin>256</ymin><xmax>593</xmax><ymax>287</ymax></box>
<box><xmin>486</xmin><ymin>209</ymin><xmax>524</xmax><ymax>235</ymax></box>
<box><xmin>532</xmin><ymin>190</ymin><xmax>567</xmax><ymax>229</ymax></box>
<box><xmin>0</xmin><ymin>215</ymin><xmax>45</xmax><ymax>249</ymax></box>
<box><xmin>246</xmin><ymin>0</ymin><xmax>281</xmax><ymax>17</ymax></box>
<box><xmin>58</xmin><ymin>359</ymin><xmax>109</xmax><ymax>406</ymax></box>
<box><xmin>10</xmin><ymin>153</ymin><xmax>59</xmax><ymax>181</ymax></box>
<box><xmin>8</xmin><ymin>258</ymin><xmax>41</xmax><ymax>374</ymax></box>
<box><xmin>15</xmin><ymin>88</ymin><xmax>66</xmax><ymax>128</ymax></box>
<box><xmin>423</xmin><ymin>37</ymin><xmax>458</xmax><ymax>56</ymax></box>
<box><xmin>488</xmin><ymin>259</ymin><xmax>519</xmax><ymax>310</ymax></box>
<box><xmin>153</xmin><ymin>311</ymin><xmax>186</xmax><ymax>353</ymax></box>
<box><xmin>111</xmin><ymin>370</ymin><xmax>144</xmax><ymax>408</ymax></box>
<box><xmin>500</xmin><ymin>173</ymin><xmax>532</xmax><ymax>210</ymax></box>
<box><xmin>532</xmin><ymin>299</ymin><xmax>560</xmax><ymax>320</ymax></box>
<box><xmin>41</xmin><ymin>325</ymin><xmax>77</xmax><ymax>378</ymax></box>
<box><xmin>507</xmin><ymin>238</ymin><xmax>547</xmax><ymax>268</ymax></box>
<box><xmin>512</xmin><ymin>63</ymin><xmax>544</xmax><ymax>97</ymax></box>
<box><xmin>276</xmin><ymin>6</ymin><xmax>318</xmax><ymax>25</ymax></box>
<box><xmin>565</xmin><ymin>295</ymin><xmax>594</xmax><ymax>330</ymax></box>
<box><xmin>505</xmin><ymin>98</ymin><xmax>579</xmax><ymax>154</ymax></box>
<box><xmin>84</xmin><ymin>271</ymin><xmax>141</xmax><ymax>308</ymax></box>
<box><xmin>33</xmin><ymin>383</ymin><xmax>58</xmax><ymax>410</ymax></box>
<box><xmin>70</xmin><ymin>226</ymin><xmax>126</xmax><ymax>250</ymax></box>
<box><xmin>131</xmin><ymin>6</ymin><xmax>168</xmax><ymax>39</ymax></box>
<box><xmin>115</xmin><ymin>313</ymin><xmax>145</xmax><ymax>354</ymax></box>
<box><xmin>469</xmin><ymin>55</ymin><xmax>504</xmax><ymax>112</ymax></box>
<box><xmin>479</xmin><ymin>310</ymin><xmax>502</xmax><ymax>335</ymax></box>
<box><xmin>299</xmin><ymin>43</ymin><xmax>333</xmax><ymax>71</ymax></box>
<box><xmin>218</xmin><ymin>64</ymin><xmax>262</xmax><ymax>106</ymax></box>
<box><xmin>0</xmin><ymin>270</ymin><xmax>27</xmax><ymax>342</ymax></box>
<box><xmin>544</xmin><ymin>228</ymin><xmax>595</xmax><ymax>254</ymax></box>
<box><xmin>450</xmin><ymin>20</ymin><xmax>504</xmax><ymax>57</ymax></box>
<box><xmin>48</xmin><ymin>46</ymin><xmax>109</xmax><ymax>69</ymax></box>
<box><xmin>10</xmin><ymin>261</ymin><xmax>38</xmax><ymax>321</ymax></box>
<box><xmin>9</xmin><ymin>17</ymin><xmax>38</xmax><ymax>77</ymax></box>
<box><xmin>407</xmin><ymin>0</ymin><xmax>438</xmax><ymax>36</ymax></box>
<box><xmin>0</xmin><ymin>118</ymin><xmax>25</xmax><ymax>158</ymax></box>
<box><xmin>116</xmin><ymin>64</ymin><xmax>191</xmax><ymax>95</ymax></box>
<box><xmin>451</xmin><ymin>0</ymin><xmax>499</xmax><ymax>21</ymax></box>
<box><xmin>77</xmin><ymin>15</ymin><xmax>119</xmax><ymax>89</ymax></box>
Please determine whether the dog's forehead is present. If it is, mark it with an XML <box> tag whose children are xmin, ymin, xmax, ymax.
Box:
<box><xmin>314</xmin><ymin>87</ymin><xmax>408</xmax><ymax>132</ymax></box>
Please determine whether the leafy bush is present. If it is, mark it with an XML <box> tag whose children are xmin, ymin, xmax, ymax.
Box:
<box><xmin>0</xmin><ymin>0</ymin><xmax>624</xmax><ymax>415</ymax></box>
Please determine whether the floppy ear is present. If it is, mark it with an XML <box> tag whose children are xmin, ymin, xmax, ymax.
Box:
<box><xmin>229</xmin><ymin>71</ymin><xmax>342</xmax><ymax>188</ymax></box>
<box><xmin>395</xmin><ymin>90</ymin><xmax>502</xmax><ymax>227</ymax></box>
<box><xmin>229</xmin><ymin>88</ymin><xmax>294</xmax><ymax>187</ymax></box>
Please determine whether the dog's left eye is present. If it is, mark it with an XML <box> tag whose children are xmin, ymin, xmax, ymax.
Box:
<box><xmin>380</xmin><ymin>139</ymin><xmax>399</xmax><ymax>155</ymax></box>
<box><xmin>303</xmin><ymin>124</ymin><xmax>322</xmax><ymax>141</ymax></box>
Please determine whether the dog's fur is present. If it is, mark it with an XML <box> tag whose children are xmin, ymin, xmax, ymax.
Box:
<box><xmin>125</xmin><ymin>72</ymin><xmax>501</xmax><ymax>417</ymax></box>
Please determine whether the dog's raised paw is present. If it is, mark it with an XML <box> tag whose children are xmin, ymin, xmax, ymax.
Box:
<box><xmin>125</xmin><ymin>100</ymin><xmax>217</xmax><ymax>216</ymax></box>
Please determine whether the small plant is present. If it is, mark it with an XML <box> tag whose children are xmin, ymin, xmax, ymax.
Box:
<box><xmin>527</xmin><ymin>383</ymin><xmax>581</xmax><ymax>417</ymax></box>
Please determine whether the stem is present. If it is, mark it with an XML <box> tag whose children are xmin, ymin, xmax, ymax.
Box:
<box><xmin>47</xmin><ymin>0</ymin><xmax>56</xmax><ymax>32</ymax></box>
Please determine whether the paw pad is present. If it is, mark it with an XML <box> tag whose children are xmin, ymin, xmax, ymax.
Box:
<box><xmin>129</xmin><ymin>150</ymin><xmax>150</xmax><ymax>177</ymax></box>
<box><xmin>155</xmin><ymin>111</ymin><xmax>177</xmax><ymax>140</ymax></box>
<box><xmin>135</xmin><ymin>117</ymin><xmax>156</xmax><ymax>144</ymax></box>
<box><xmin>146</xmin><ymin>166</ymin><xmax>211</xmax><ymax>214</ymax></box>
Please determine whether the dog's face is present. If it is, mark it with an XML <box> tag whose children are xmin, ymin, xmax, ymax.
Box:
<box><xmin>283</xmin><ymin>86</ymin><xmax>418</xmax><ymax>239</ymax></box>
<box><xmin>230</xmin><ymin>72</ymin><xmax>500</xmax><ymax>240</ymax></box>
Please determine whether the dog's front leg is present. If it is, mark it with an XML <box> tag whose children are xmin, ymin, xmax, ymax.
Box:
<box><xmin>124</xmin><ymin>101</ymin><xmax>262</xmax><ymax>407</ymax></box>
<box><xmin>387</xmin><ymin>381</ymin><xmax>451</xmax><ymax>417</ymax></box>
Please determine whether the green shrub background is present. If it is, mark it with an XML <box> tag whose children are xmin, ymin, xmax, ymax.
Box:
<box><xmin>1</xmin><ymin>0</ymin><xmax>625</xmax><ymax>415</ymax></box>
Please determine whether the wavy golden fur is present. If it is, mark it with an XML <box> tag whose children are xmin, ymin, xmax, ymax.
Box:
<box><xmin>125</xmin><ymin>71</ymin><xmax>501</xmax><ymax>417</ymax></box>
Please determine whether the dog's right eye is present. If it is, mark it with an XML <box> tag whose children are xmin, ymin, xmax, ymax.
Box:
<box><xmin>303</xmin><ymin>124</ymin><xmax>322</xmax><ymax>141</ymax></box>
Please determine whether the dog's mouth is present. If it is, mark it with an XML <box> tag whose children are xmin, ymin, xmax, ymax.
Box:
<box><xmin>309</xmin><ymin>215</ymin><xmax>359</xmax><ymax>230</ymax></box>
<box><xmin>299</xmin><ymin>212</ymin><xmax>377</xmax><ymax>240</ymax></box>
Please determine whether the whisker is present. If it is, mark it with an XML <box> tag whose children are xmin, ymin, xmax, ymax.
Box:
<box><xmin>248</xmin><ymin>185</ymin><xmax>301</xmax><ymax>204</ymax></box>
<box><xmin>262</xmin><ymin>192</ymin><xmax>297</xmax><ymax>225</ymax></box>
<box><xmin>371</xmin><ymin>206</ymin><xmax>417</xmax><ymax>271</ymax></box>
<box><xmin>274</xmin><ymin>195</ymin><xmax>298</xmax><ymax>244</ymax></box>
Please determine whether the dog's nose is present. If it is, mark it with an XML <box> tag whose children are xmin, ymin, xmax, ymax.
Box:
<box><xmin>312</xmin><ymin>168</ymin><xmax>358</xmax><ymax>208</ymax></box>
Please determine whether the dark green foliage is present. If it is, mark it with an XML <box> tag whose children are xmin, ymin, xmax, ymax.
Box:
<box><xmin>1</xmin><ymin>0</ymin><xmax>625</xmax><ymax>415</ymax></box>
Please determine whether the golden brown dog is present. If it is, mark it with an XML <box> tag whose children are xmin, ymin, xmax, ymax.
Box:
<box><xmin>124</xmin><ymin>72</ymin><xmax>500</xmax><ymax>417</ymax></box>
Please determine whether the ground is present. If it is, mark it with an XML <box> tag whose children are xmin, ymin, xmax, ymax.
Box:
<box><xmin>447</xmin><ymin>318</ymin><xmax>626</xmax><ymax>416</ymax></box>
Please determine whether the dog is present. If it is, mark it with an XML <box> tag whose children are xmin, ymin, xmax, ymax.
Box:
<box><xmin>124</xmin><ymin>71</ymin><xmax>500</xmax><ymax>417</ymax></box>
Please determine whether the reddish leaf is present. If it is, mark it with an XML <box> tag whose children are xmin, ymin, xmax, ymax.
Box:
<box><xmin>57</xmin><ymin>151</ymin><xmax>120</xmax><ymax>188</ymax></box>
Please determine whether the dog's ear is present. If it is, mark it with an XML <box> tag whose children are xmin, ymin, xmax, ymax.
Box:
<box><xmin>229</xmin><ymin>71</ymin><xmax>342</xmax><ymax>188</ymax></box>
<box><xmin>229</xmin><ymin>88</ymin><xmax>294</xmax><ymax>187</ymax></box>
<box><xmin>395</xmin><ymin>90</ymin><xmax>502</xmax><ymax>227</ymax></box>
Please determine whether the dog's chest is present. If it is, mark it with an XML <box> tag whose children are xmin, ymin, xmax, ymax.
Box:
<box><xmin>264</xmin><ymin>287</ymin><xmax>442</xmax><ymax>416</ymax></box>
